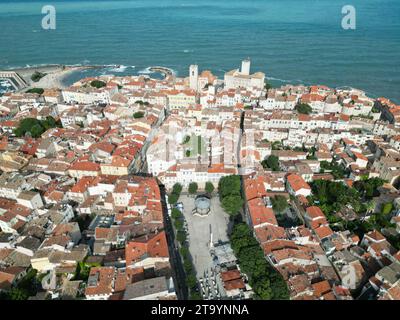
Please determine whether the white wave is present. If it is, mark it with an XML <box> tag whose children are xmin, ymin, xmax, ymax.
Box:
<box><xmin>138</xmin><ymin>67</ymin><xmax>154</xmax><ymax>75</ymax></box>
<box><xmin>107</xmin><ymin>65</ymin><xmax>128</xmax><ymax>73</ymax></box>
<box><xmin>267</xmin><ymin>76</ymin><xmax>304</xmax><ymax>84</ymax></box>
<box><xmin>267</xmin><ymin>76</ymin><xmax>289</xmax><ymax>82</ymax></box>
<box><xmin>183</xmin><ymin>49</ymin><xmax>194</xmax><ymax>53</ymax></box>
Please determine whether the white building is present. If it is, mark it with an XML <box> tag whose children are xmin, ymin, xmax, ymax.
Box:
<box><xmin>224</xmin><ymin>59</ymin><xmax>265</xmax><ymax>90</ymax></box>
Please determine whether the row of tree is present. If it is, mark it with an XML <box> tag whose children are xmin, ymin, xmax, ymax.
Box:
<box><xmin>171</xmin><ymin>207</ymin><xmax>201</xmax><ymax>300</ymax></box>
<box><xmin>168</xmin><ymin>183</ymin><xmax>183</xmax><ymax>205</ymax></box>
<box><xmin>169</xmin><ymin>182</ymin><xmax>215</xmax><ymax>204</ymax></box>
<box><xmin>230</xmin><ymin>223</ymin><xmax>289</xmax><ymax>299</ymax></box>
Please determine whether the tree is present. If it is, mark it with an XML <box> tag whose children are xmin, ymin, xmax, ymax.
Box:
<box><xmin>30</xmin><ymin>124</ymin><xmax>43</xmax><ymax>138</ymax></box>
<box><xmin>295</xmin><ymin>103</ymin><xmax>312</xmax><ymax>114</ymax></box>
<box><xmin>31</xmin><ymin>71</ymin><xmax>46</xmax><ymax>82</ymax></box>
<box><xmin>179</xmin><ymin>246</ymin><xmax>189</xmax><ymax>258</ymax></box>
<box><xmin>271</xmin><ymin>195</ymin><xmax>288</xmax><ymax>213</ymax></box>
<box><xmin>230</xmin><ymin>224</ymin><xmax>259</xmax><ymax>254</ymax></box>
<box><xmin>320</xmin><ymin>160</ymin><xmax>346</xmax><ymax>179</ymax></box>
<box><xmin>43</xmin><ymin>116</ymin><xmax>56</xmax><ymax>129</ymax></box>
<box><xmin>354</xmin><ymin>178</ymin><xmax>385</xmax><ymax>199</ymax></box>
<box><xmin>174</xmin><ymin>219</ymin><xmax>184</xmax><ymax>230</ymax></box>
<box><xmin>252</xmin><ymin>277</ymin><xmax>273</xmax><ymax>300</ymax></box>
<box><xmin>188</xmin><ymin>182</ymin><xmax>198</xmax><ymax>195</ymax></box>
<box><xmin>261</xmin><ymin>155</ymin><xmax>280</xmax><ymax>171</ymax></box>
<box><xmin>205</xmin><ymin>182</ymin><xmax>215</xmax><ymax>194</ymax></box>
<box><xmin>186</xmin><ymin>273</ymin><xmax>198</xmax><ymax>289</ymax></box>
<box><xmin>189</xmin><ymin>292</ymin><xmax>202</xmax><ymax>300</ymax></box>
<box><xmin>7</xmin><ymin>288</ymin><xmax>29</xmax><ymax>300</ymax></box>
<box><xmin>26</xmin><ymin>88</ymin><xmax>44</xmax><ymax>95</ymax></box>
<box><xmin>168</xmin><ymin>193</ymin><xmax>179</xmax><ymax>205</ymax></box>
<box><xmin>183</xmin><ymin>259</ymin><xmax>193</xmax><ymax>273</ymax></box>
<box><xmin>90</xmin><ymin>80</ymin><xmax>106</xmax><ymax>88</ymax></box>
<box><xmin>218</xmin><ymin>175</ymin><xmax>241</xmax><ymax>200</ymax></box>
<box><xmin>177</xmin><ymin>230</ymin><xmax>187</xmax><ymax>244</ymax></box>
<box><xmin>382</xmin><ymin>202</ymin><xmax>393</xmax><ymax>215</ymax></box>
<box><xmin>16</xmin><ymin>268</ymin><xmax>38</xmax><ymax>297</ymax></box>
<box><xmin>229</xmin><ymin>223</ymin><xmax>289</xmax><ymax>300</ymax></box>
<box><xmin>172</xmin><ymin>183</ymin><xmax>183</xmax><ymax>195</ymax></box>
<box><xmin>13</xmin><ymin>117</ymin><xmax>59</xmax><ymax>138</ymax></box>
<box><xmin>171</xmin><ymin>208</ymin><xmax>182</xmax><ymax>220</ymax></box>
<box><xmin>221</xmin><ymin>194</ymin><xmax>243</xmax><ymax>216</ymax></box>
<box><xmin>133</xmin><ymin>111</ymin><xmax>144</xmax><ymax>119</ymax></box>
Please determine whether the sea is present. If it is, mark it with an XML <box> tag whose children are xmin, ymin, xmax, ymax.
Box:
<box><xmin>0</xmin><ymin>0</ymin><xmax>399</xmax><ymax>102</ymax></box>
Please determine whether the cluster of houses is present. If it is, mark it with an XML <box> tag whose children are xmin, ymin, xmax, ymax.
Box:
<box><xmin>1</xmin><ymin>58</ymin><xmax>400</xmax><ymax>300</ymax></box>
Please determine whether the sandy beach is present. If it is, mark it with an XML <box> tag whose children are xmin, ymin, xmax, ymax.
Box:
<box><xmin>5</xmin><ymin>65</ymin><xmax>100</xmax><ymax>90</ymax></box>
<box><xmin>26</xmin><ymin>66</ymin><xmax>84</xmax><ymax>89</ymax></box>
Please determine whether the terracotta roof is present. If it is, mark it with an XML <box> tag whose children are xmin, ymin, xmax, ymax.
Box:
<box><xmin>314</xmin><ymin>226</ymin><xmax>334</xmax><ymax>240</ymax></box>
<box><xmin>125</xmin><ymin>231</ymin><xmax>169</xmax><ymax>267</ymax></box>
<box><xmin>306</xmin><ymin>206</ymin><xmax>326</xmax><ymax>220</ymax></box>
<box><xmin>85</xmin><ymin>267</ymin><xmax>114</xmax><ymax>297</ymax></box>
<box><xmin>248</xmin><ymin>198</ymin><xmax>278</xmax><ymax>227</ymax></box>
<box><xmin>312</xmin><ymin>280</ymin><xmax>331</xmax><ymax>298</ymax></box>
<box><xmin>287</xmin><ymin>174</ymin><xmax>311</xmax><ymax>192</ymax></box>
<box><xmin>220</xmin><ymin>269</ymin><xmax>241</xmax><ymax>282</ymax></box>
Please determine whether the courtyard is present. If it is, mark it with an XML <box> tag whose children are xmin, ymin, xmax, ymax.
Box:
<box><xmin>179</xmin><ymin>194</ymin><xmax>230</xmax><ymax>279</ymax></box>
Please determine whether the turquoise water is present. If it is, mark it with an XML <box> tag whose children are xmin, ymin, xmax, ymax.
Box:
<box><xmin>0</xmin><ymin>0</ymin><xmax>399</xmax><ymax>101</ymax></box>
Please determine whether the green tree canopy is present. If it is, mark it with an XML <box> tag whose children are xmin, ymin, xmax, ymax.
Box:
<box><xmin>221</xmin><ymin>194</ymin><xmax>243</xmax><ymax>216</ymax></box>
<box><xmin>31</xmin><ymin>71</ymin><xmax>46</xmax><ymax>82</ymax></box>
<box><xmin>218</xmin><ymin>175</ymin><xmax>241</xmax><ymax>199</ymax></box>
<box><xmin>186</xmin><ymin>273</ymin><xmax>198</xmax><ymax>289</ymax></box>
<box><xmin>382</xmin><ymin>202</ymin><xmax>393</xmax><ymax>215</ymax></box>
<box><xmin>133</xmin><ymin>111</ymin><xmax>144</xmax><ymax>119</ymax></box>
<box><xmin>172</xmin><ymin>183</ymin><xmax>183</xmax><ymax>195</ymax></box>
<box><xmin>261</xmin><ymin>155</ymin><xmax>280</xmax><ymax>171</ymax></box>
<box><xmin>171</xmin><ymin>208</ymin><xmax>182</xmax><ymax>220</ymax></box>
<box><xmin>295</xmin><ymin>103</ymin><xmax>312</xmax><ymax>114</ymax></box>
<box><xmin>174</xmin><ymin>219</ymin><xmax>184</xmax><ymax>230</ymax></box>
<box><xmin>353</xmin><ymin>178</ymin><xmax>385</xmax><ymax>199</ymax></box>
<box><xmin>205</xmin><ymin>182</ymin><xmax>215</xmax><ymax>194</ymax></box>
<box><xmin>229</xmin><ymin>223</ymin><xmax>289</xmax><ymax>300</ymax></box>
<box><xmin>90</xmin><ymin>80</ymin><xmax>106</xmax><ymax>88</ymax></box>
<box><xmin>188</xmin><ymin>182</ymin><xmax>198</xmax><ymax>195</ymax></box>
<box><xmin>320</xmin><ymin>160</ymin><xmax>346</xmax><ymax>179</ymax></box>
<box><xmin>26</xmin><ymin>87</ymin><xmax>44</xmax><ymax>95</ymax></box>
<box><xmin>271</xmin><ymin>195</ymin><xmax>288</xmax><ymax>213</ymax></box>
<box><xmin>176</xmin><ymin>230</ymin><xmax>187</xmax><ymax>244</ymax></box>
<box><xmin>13</xmin><ymin>117</ymin><xmax>59</xmax><ymax>138</ymax></box>
<box><xmin>168</xmin><ymin>193</ymin><xmax>179</xmax><ymax>205</ymax></box>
